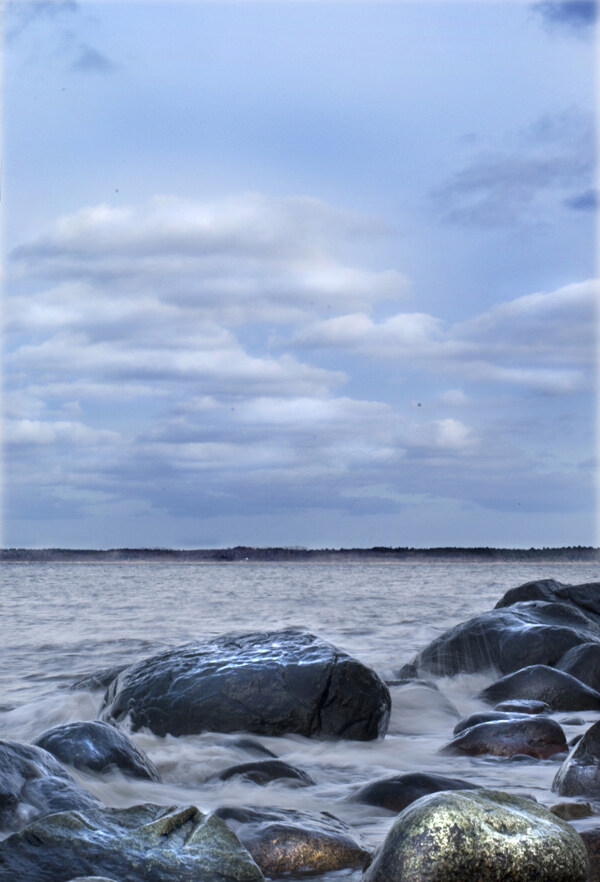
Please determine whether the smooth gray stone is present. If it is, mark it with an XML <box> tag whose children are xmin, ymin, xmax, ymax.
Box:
<box><xmin>35</xmin><ymin>720</ymin><xmax>160</xmax><ymax>782</ymax></box>
<box><xmin>494</xmin><ymin>699</ymin><xmax>551</xmax><ymax>714</ymax></box>
<box><xmin>346</xmin><ymin>772</ymin><xmax>479</xmax><ymax>812</ymax></box>
<box><xmin>362</xmin><ymin>789</ymin><xmax>588</xmax><ymax>882</ymax></box>
<box><xmin>401</xmin><ymin>599</ymin><xmax>600</xmax><ymax>678</ymax></box>
<box><xmin>441</xmin><ymin>717</ymin><xmax>567</xmax><ymax>759</ymax></box>
<box><xmin>478</xmin><ymin>665</ymin><xmax>600</xmax><ymax>711</ymax></box>
<box><xmin>0</xmin><ymin>803</ymin><xmax>265</xmax><ymax>882</ymax></box>
<box><xmin>0</xmin><ymin>740</ymin><xmax>99</xmax><ymax>834</ymax></box>
<box><xmin>555</xmin><ymin>643</ymin><xmax>600</xmax><ymax>693</ymax></box>
<box><xmin>216</xmin><ymin>759</ymin><xmax>314</xmax><ymax>787</ymax></box>
<box><xmin>496</xmin><ymin>579</ymin><xmax>600</xmax><ymax>622</ymax></box>
<box><xmin>214</xmin><ymin>805</ymin><xmax>370</xmax><ymax>876</ymax></box>
<box><xmin>100</xmin><ymin>628</ymin><xmax>391</xmax><ymax>740</ymax></box>
<box><xmin>554</xmin><ymin>720</ymin><xmax>600</xmax><ymax>797</ymax></box>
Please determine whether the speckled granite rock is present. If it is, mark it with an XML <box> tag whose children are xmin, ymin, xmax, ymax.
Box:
<box><xmin>362</xmin><ymin>789</ymin><xmax>588</xmax><ymax>882</ymax></box>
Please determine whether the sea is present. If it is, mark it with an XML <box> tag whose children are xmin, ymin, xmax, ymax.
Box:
<box><xmin>1</xmin><ymin>560</ymin><xmax>599</xmax><ymax>876</ymax></box>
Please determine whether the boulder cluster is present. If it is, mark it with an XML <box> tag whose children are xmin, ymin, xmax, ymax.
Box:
<box><xmin>1</xmin><ymin>578</ymin><xmax>600</xmax><ymax>880</ymax></box>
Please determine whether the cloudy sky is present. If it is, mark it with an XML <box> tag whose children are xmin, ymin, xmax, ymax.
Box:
<box><xmin>3</xmin><ymin>0</ymin><xmax>597</xmax><ymax>549</ymax></box>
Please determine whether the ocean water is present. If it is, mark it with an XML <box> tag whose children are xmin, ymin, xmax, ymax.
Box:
<box><xmin>1</xmin><ymin>560</ymin><xmax>599</xmax><ymax>875</ymax></box>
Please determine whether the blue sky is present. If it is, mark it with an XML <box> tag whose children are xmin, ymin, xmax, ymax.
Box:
<box><xmin>2</xmin><ymin>1</ymin><xmax>597</xmax><ymax>549</ymax></box>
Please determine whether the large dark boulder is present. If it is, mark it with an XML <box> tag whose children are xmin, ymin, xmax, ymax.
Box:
<box><xmin>478</xmin><ymin>665</ymin><xmax>600</xmax><ymax>711</ymax></box>
<box><xmin>214</xmin><ymin>806</ymin><xmax>369</xmax><ymax>876</ymax></box>
<box><xmin>100</xmin><ymin>629</ymin><xmax>391</xmax><ymax>740</ymax></box>
<box><xmin>496</xmin><ymin>579</ymin><xmax>600</xmax><ymax>622</ymax></box>
<box><xmin>0</xmin><ymin>740</ymin><xmax>99</xmax><ymax>834</ymax></box>
<box><xmin>400</xmin><ymin>600</ymin><xmax>600</xmax><ymax>678</ymax></box>
<box><xmin>0</xmin><ymin>803</ymin><xmax>265</xmax><ymax>882</ymax></box>
<box><xmin>362</xmin><ymin>789</ymin><xmax>588</xmax><ymax>882</ymax></box>
<box><xmin>555</xmin><ymin>643</ymin><xmax>600</xmax><ymax>692</ymax></box>
<box><xmin>34</xmin><ymin>721</ymin><xmax>160</xmax><ymax>782</ymax></box>
<box><xmin>346</xmin><ymin>772</ymin><xmax>479</xmax><ymax>812</ymax></box>
<box><xmin>441</xmin><ymin>717</ymin><xmax>567</xmax><ymax>759</ymax></box>
<box><xmin>553</xmin><ymin>720</ymin><xmax>600</xmax><ymax>797</ymax></box>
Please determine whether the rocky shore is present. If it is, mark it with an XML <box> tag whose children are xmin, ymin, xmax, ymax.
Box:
<box><xmin>2</xmin><ymin>577</ymin><xmax>600</xmax><ymax>880</ymax></box>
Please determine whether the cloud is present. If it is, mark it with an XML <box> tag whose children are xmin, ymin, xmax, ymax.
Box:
<box><xmin>71</xmin><ymin>44</ymin><xmax>116</xmax><ymax>74</ymax></box>
<box><xmin>5</xmin><ymin>1</ymin><xmax>78</xmax><ymax>43</ymax></box>
<box><xmin>564</xmin><ymin>188</ymin><xmax>598</xmax><ymax>210</ymax></box>
<box><xmin>291</xmin><ymin>279</ymin><xmax>597</xmax><ymax>394</ymax></box>
<box><xmin>433</xmin><ymin>108</ymin><xmax>595</xmax><ymax>227</ymax></box>
<box><xmin>533</xmin><ymin>1</ymin><xmax>597</xmax><ymax>30</ymax></box>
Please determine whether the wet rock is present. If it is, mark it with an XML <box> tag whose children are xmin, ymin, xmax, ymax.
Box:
<box><xmin>0</xmin><ymin>740</ymin><xmax>100</xmax><ymax>834</ymax></box>
<box><xmin>346</xmin><ymin>772</ymin><xmax>479</xmax><ymax>812</ymax></box>
<box><xmin>362</xmin><ymin>789</ymin><xmax>588</xmax><ymax>882</ymax></box>
<box><xmin>453</xmin><ymin>710</ymin><xmax>531</xmax><ymax>735</ymax></box>
<box><xmin>228</xmin><ymin>737</ymin><xmax>277</xmax><ymax>759</ymax></box>
<box><xmin>216</xmin><ymin>760</ymin><xmax>314</xmax><ymax>787</ymax></box>
<box><xmin>67</xmin><ymin>878</ymin><xmax>119</xmax><ymax>882</ymax></box>
<box><xmin>214</xmin><ymin>806</ymin><xmax>370</xmax><ymax>876</ymax></box>
<box><xmin>402</xmin><ymin>600</ymin><xmax>600</xmax><ymax>678</ymax></box>
<box><xmin>441</xmin><ymin>717</ymin><xmax>567</xmax><ymax>759</ymax></box>
<box><xmin>555</xmin><ymin>643</ymin><xmax>600</xmax><ymax>693</ymax></box>
<box><xmin>478</xmin><ymin>665</ymin><xmax>600</xmax><ymax>711</ymax></box>
<box><xmin>495</xmin><ymin>699</ymin><xmax>550</xmax><ymax>714</ymax></box>
<box><xmin>496</xmin><ymin>579</ymin><xmax>600</xmax><ymax>622</ymax></box>
<box><xmin>553</xmin><ymin>720</ymin><xmax>600</xmax><ymax>796</ymax></box>
<box><xmin>560</xmin><ymin>716</ymin><xmax>585</xmax><ymax>726</ymax></box>
<box><xmin>550</xmin><ymin>802</ymin><xmax>593</xmax><ymax>820</ymax></box>
<box><xmin>34</xmin><ymin>721</ymin><xmax>160</xmax><ymax>782</ymax></box>
<box><xmin>0</xmin><ymin>803</ymin><xmax>265</xmax><ymax>882</ymax></box>
<box><xmin>70</xmin><ymin>665</ymin><xmax>128</xmax><ymax>692</ymax></box>
<box><xmin>100</xmin><ymin>629</ymin><xmax>391</xmax><ymax>740</ymax></box>
<box><xmin>579</xmin><ymin>828</ymin><xmax>600</xmax><ymax>882</ymax></box>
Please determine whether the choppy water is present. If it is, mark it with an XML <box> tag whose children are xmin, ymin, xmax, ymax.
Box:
<box><xmin>1</xmin><ymin>560</ymin><xmax>599</xmax><ymax>874</ymax></box>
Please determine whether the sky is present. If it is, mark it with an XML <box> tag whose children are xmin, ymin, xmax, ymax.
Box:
<box><xmin>2</xmin><ymin>0</ymin><xmax>598</xmax><ymax>549</ymax></box>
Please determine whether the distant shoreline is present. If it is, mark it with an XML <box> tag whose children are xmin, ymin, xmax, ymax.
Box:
<box><xmin>1</xmin><ymin>546</ymin><xmax>598</xmax><ymax>563</ymax></box>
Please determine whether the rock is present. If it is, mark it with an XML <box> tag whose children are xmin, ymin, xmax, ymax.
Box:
<box><xmin>34</xmin><ymin>721</ymin><xmax>160</xmax><ymax>782</ymax></box>
<box><xmin>0</xmin><ymin>803</ymin><xmax>265</xmax><ymax>882</ymax></box>
<box><xmin>553</xmin><ymin>720</ymin><xmax>600</xmax><ymax>796</ymax></box>
<box><xmin>441</xmin><ymin>717</ymin><xmax>567</xmax><ymax>758</ymax></box>
<box><xmin>478</xmin><ymin>665</ymin><xmax>600</xmax><ymax>711</ymax></box>
<box><xmin>362</xmin><ymin>789</ymin><xmax>588</xmax><ymax>882</ymax></box>
<box><xmin>346</xmin><ymin>772</ymin><xmax>479</xmax><ymax>812</ymax></box>
<box><xmin>227</xmin><ymin>738</ymin><xmax>277</xmax><ymax>759</ymax></box>
<box><xmin>67</xmin><ymin>878</ymin><xmax>119</xmax><ymax>882</ymax></box>
<box><xmin>216</xmin><ymin>760</ymin><xmax>314</xmax><ymax>787</ymax></box>
<box><xmin>579</xmin><ymin>828</ymin><xmax>600</xmax><ymax>882</ymax></box>
<box><xmin>550</xmin><ymin>802</ymin><xmax>594</xmax><ymax>820</ymax></box>
<box><xmin>70</xmin><ymin>665</ymin><xmax>129</xmax><ymax>692</ymax></box>
<box><xmin>555</xmin><ymin>643</ymin><xmax>600</xmax><ymax>692</ymax></box>
<box><xmin>0</xmin><ymin>740</ymin><xmax>100</xmax><ymax>834</ymax></box>
<box><xmin>387</xmin><ymin>680</ymin><xmax>459</xmax><ymax>735</ymax></box>
<box><xmin>453</xmin><ymin>711</ymin><xmax>531</xmax><ymax>735</ymax></box>
<box><xmin>402</xmin><ymin>600</ymin><xmax>600</xmax><ymax>678</ymax></box>
<box><xmin>496</xmin><ymin>579</ymin><xmax>600</xmax><ymax>622</ymax></box>
<box><xmin>495</xmin><ymin>699</ymin><xmax>551</xmax><ymax>714</ymax></box>
<box><xmin>214</xmin><ymin>806</ymin><xmax>369</xmax><ymax>876</ymax></box>
<box><xmin>100</xmin><ymin>629</ymin><xmax>391</xmax><ymax>740</ymax></box>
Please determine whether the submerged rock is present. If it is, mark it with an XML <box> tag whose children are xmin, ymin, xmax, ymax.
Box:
<box><xmin>0</xmin><ymin>740</ymin><xmax>99</xmax><ymax>834</ymax></box>
<box><xmin>216</xmin><ymin>759</ymin><xmax>314</xmax><ymax>787</ymax></box>
<box><xmin>553</xmin><ymin>720</ymin><xmax>600</xmax><ymax>797</ymax></box>
<box><xmin>214</xmin><ymin>805</ymin><xmax>369</xmax><ymax>876</ymax></box>
<box><xmin>387</xmin><ymin>680</ymin><xmax>459</xmax><ymax>735</ymax></box>
<box><xmin>362</xmin><ymin>789</ymin><xmax>588</xmax><ymax>882</ymax></box>
<box><xmin>578</xmin><ymin>828</ymin><xmax>600</xmax><ymax>882</ymax></box>
<box><xmin>453</xmin><ymin>710</ymin><xmax>531</xmax><ymax>735</ymax></box>
<box><xmin>346</xmin><ymin>772</ymin><xmax>479</xmax><ymax>812</ymax></box>
<box><xmin>478</xmin><ymin>665</ymin><xmax>600</xmax><ymax>711</ymax></box>
<box><xmin>401</xmin><ymin>599</ymin><xmax>600</xmax><ymax>678</ymax></box>
<box><xmin>100</xmin><ymin>628</ymin><xmax>391</xmax><ymax>740</ymax></box>
<box><xmin>0</xmin><ymin>803</ymin><xmax>265</xmax><ymax>882</ymax></box>
<box><xmin>34</xmin><ymin>720</ymin><xmax>160</xmax><ymax>782</ymax></box>
<box><xmin>550</xmin><ymin>802</ymin><xmax>594</xmax><ymax>820</ymax></box>
<box><xmin>441</xmin><ymin>717</ymin><xmax>567</xmax><ymax>759</ymax></box>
